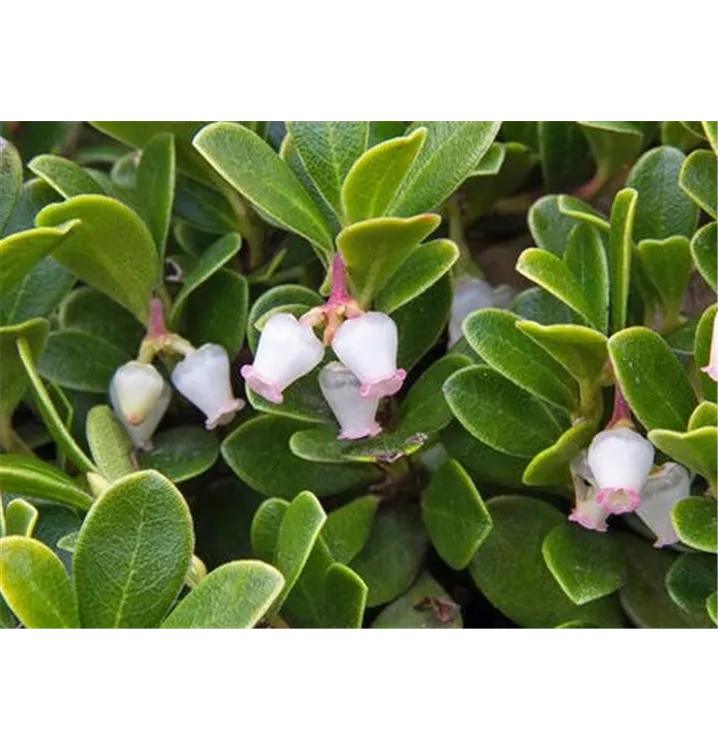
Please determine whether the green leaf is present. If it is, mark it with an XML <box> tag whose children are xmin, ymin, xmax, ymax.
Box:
<box><xmin>341</xmin><ymin>128</ymin><xmax>427</xmax><ymax>223</ymax></box>
<box><xmin>516</xmin><ymin>322</ymin><xmax>608</xmax><ymax>384</ymax></box>
<box><xmin>579</xmin><ymin>121</ymin><xmax>645</xmax><ymax>180</ymax></box>
<box><xmin>2</xmin><ymin>177</ymin><xmax>58</xmax><ymax>238</ymax></box>
<box><xmin>287</xmin><ymin>121</ymin><xmax>369</xmax><ymax>215</ymax></box>
<box><xmin>703</xmin><ymin>122</ymin><xmax>718</xmax><ymax>153</ymax></box>
<box><xmin>161</xmin><ymin>560</ymin><xmax>285</xmax><ymax>629</ymax></box>
<box><xmin>183</xmin><ymin>268</ymin><xmax>248</xmax><ymax>359</ymax></box>
<box><xmin>538</xmin><ymin>121</ymin><xmax>592</xmax><ymax>192</ymax></box>
<box><xmin>323</xmin><ymin>495</ymin><xmax>380</xmax><ymax>564</ymax></box>
<box><xmin>371</xmin><ymin>573</ymin><xmax>462</xmax><ymax>629</ymax></box>
<box><xmin>222</xmin><ymin>415</ymin><xmax>379</xmax><ymax>498</ymax></box>
<box><xmin>607</xmin><ymin>188</ymin><xmax>637</xmax><ymax>332</ymax></box>
<box><xmin>708</xmin><ymin>592</ymin><xmax>718</xmax><ymax>624</ymax></box>
<box><xmin>0</xmin><ymin>537</ymin><xmax>79</xmax><ymax>628</ymax></box>
<box><xmin>387</xmin><ymin>121</ymin><xmax>501</xmax><ymax>216</ymax></box>
<box><xmin>16</xmin><ymin>337</ymin><xmax>96</xmax><ymax>473</ymax></box>
<box><xmin>28</xmin><ymin>154</ymin><xmax>107</xmax><ymax>198</ymax></box>
<box><xmin>0</xmin><ymin>137</ymin><xmax>22</xmax><ymax>234</ymax></box>
<box><xmin>618</xmin><ymin>532</ymin><xmax>712</xmax><ymax>628</ymax></box>
<box><xmin>565</xmin><ymin>223</ymin><xmax>609</xmax><ymax>333</ymax></box>
<box><xmin>528</xmin><ymin>195</ymin><xmax>582</xmax><ymax>256</ymax></box>
<box><xmin>648</xmin><ymin>427</ymin><xmax>717</xmax><ymax>489</ymax></box>
<box><xmin>169</xmin><ymin>232</ymin><xmax>242</xmax><ymax>327</ymax></box>
<box><xmin>283</xmin><ymin>536</ymin><xmax>335</xmax><ymax>628</ymax></box>
<box><xmin>691</xmin><ymin>222</ymin><xmax>717</xmax><ymax>292</ymax></box>
<box><xmin>36</xmin><ymin>195</ymin><xmax>160</xmax><ymax>323</ymax></box>
<box><xmin>137</xmin><ymin>426</ymin><xmax>219</xmax><ymax>483</ymax></box>
<box><xmin>73</xmin><ymin>470</ymin><xmax>194</xmax><ymax>628</ymax></box>
<box><xmin>0</xmin><ymin>454</ymin><xmax>93</xmax><ymax>510</ymax></box>
<box><xmin>136</xmin><ymin>132</ymin><xmax>175</xmax><ymax>255</ymax></box>
<box><xmin>320</xmin><ymin>563</ymin><xmax>368</xmax><ymax>629</ymax></box>
<box><xmin>251</xmin><ymin>498</ymin><xmax>289</xmax><ymax>562</ymax></box>
<box><xmin>421</xmin><ymin>459</ymin><xmax>492</xmax><ymax>570</ymax></box>
<box><xmin>173</xmin><ymin>175</ymin><xmax>236</xmax><ymax>234</ymax></box>
<box><xmin>636</xmin><ymin>236</ymin><xmax>693</xmax><ymax>321</ymax></box>
<box><xmin>696</xmin><ymin>304</ymin><xmax>717</xmax><ymax>402</ymax></box>
<box><xmin>469</xmin><ymin>496</ymin><xmax>623</xmax><ymax>627</ymax></box>
<box><xmin>351</xmin><ymin>504</ymin><xmax>429</xmax><ymax>608</ymax></box>
<box><xmin>368</xmin><ymin>122</ymin><xmax>407</xmax><ymax>147</ymax></box>
<box><xmin>542</xmin><ymin>523</ymin><xmax>625</xmax><ymax>605</ymax></box>
<box><xmin>38</xmin><ymin>329</ymin><xmax>128</xmax><ymax>393</ymax></box>
<box><xmin>680</xmin><ymin>149</ymin><xmax>717</xmax><ymax>219</ymax></box>
<box><xmin>443</xmin><ymin>366</ymin><xmax>563</xmax><ymax>457</ymax></box>
<box><xmin>193</xmin><ymin>122</ymin><xmax>334</xmax><ymax>256</ymax></box>
<box><xmin>85</xmin><ymin>405</ymin><xmax>135</xmax><ymax>481</ymax></box>
<box><xmin>511</xmin><ymin>287</ymin><xmax>578</xmax><ymax>326</ymax></box>
<box><xmin>626</xmin><ymin>146</ymin><xmax>699</xmax><ymax>241</ymax></box>
<box><xmin>665</xmin><ymin>554</ymin><xmax>716</xmax><ymax>612</ymax></box>
<box><xmin>337</xmin><ymin>213</ymin><xmax>441</xmax><ymax>307</ymax></box>
<box><xmin>0</xmin><ymin>318</ymin><xmax>48</xmax><ymax>424</ymax></box>
<box><xmin>59</xmin><ymin>287</ymin><xmax>145</xmax><ymax>358</ymax></box>
<box><xmin>672</xmin><ymin>497</ymin><xmax>717</xmax><ymax>553</ymax></box>
<box><xmin>4</xmin><ymin>498</ymin><xmax>39</xmax><ymax>537</ymax></box>
<box><xmin>609</xmin><ymin>327</ymin><xmax>697</xmax><ymax>431</ymax></box>
<box><xmin>557</xmin><ymin>195</ymin><xmax>610</xmax><ymax>234</ymax></box>
<box><xmin>471</xmin><ymin>143</ymin><xmax>505</xmax><ymax>175</ymax></box>
<box><xmin>463</xmin><ymin>309</ymin><xmax>578</xmax><ymax>411</ymax></box>
<box><xmin>689</xmin><ymin>402</ymin><xmax>718</xmax><ymax>431</ymax></box>
<box><xmin>374</xmin><ymin>238</ymin><xmax>458</xmax><ymax>314</ymax></box>
<box><xmin>522</xmin><ymin>419</ymin><xmax>597</xmax><ymax>487</ymax></box>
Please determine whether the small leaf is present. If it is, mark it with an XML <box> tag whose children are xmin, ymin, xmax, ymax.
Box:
<box><xmin>36</xmin><ymin>195</ymin><xmax>160</xmax><ymax>323</ymax></box>
<box><xmin>372</xmin><ymin>573</ymin><xmax>462</xmax><ymax>629</ymax></box>
<box><xmin>672</xmin><ymin>497</ymin><xmax>717</xmax><ymax>553</ymax></box>
<box><xmin>665</xmin><ymin>554</ymin><xmax>716</xmax><ymax>612</ymax></box>
<box><xmin>28</xmin><ymin>154</ymin><xmax>107</xmax><ymax>198</ymax></box>
<box><xmin>251</xmin><ymin>498</ymin><xmax>290</xmax><ymax>562</ymax></box>
<box><xmin>337</xmin><ymin>213</ymin><xmax>441</xmax><ymax>306</ymax></box>
<box><xmin>323</xmin><ymin>495</ymin><xmax>380</xmax><ymax>564</ymax></box>
<box><xmin>138</xmin><ymin>426</ymin><xmax>219</xmax><ymax>483</ymax></box>
<box><xmin>579</xmin><ymin>121</ymin><xmax>645</xmax><ymax>180</ymax></box>
<box><xmin>522</xmin><ymin>419</ymin><xmax>597</xmax><ymax>487</ymax></box>
<box><xmin>557</xmin><ymin>195</ymin><xmax>610</xmax><ymax>234</ymax></box>
<box><xmin>0</xmin><ymin>454</ymin><xmax>93</xmax><ymax>511</ymax></box>
<box><xmin>193</xmin><ymin>122</ymin><xmax>334</xmax><ymax>256</ymax></box>
<box><xmin>528</xmin><ymin>195</ymin><xmax>582</xmax><ymax>256</ymax></box>
<box><xmin>679</xmin><ymin>149</ymin><xmax>717</xmax><ymax>219</ymax></box>
<box><xmin>136</xmin><ymin>132</ymin><xmax>175</xmax><ymax>255</ymax></box>
<box><xmin>443</xmin><ymin>366</ymin><xmax>564</xmax><ymax>457</ymax></box>
<box><xmin>703</xmin><ymin>122</ymin><xmax>718</xmax><ymax>153</ymax></box>
<box><xmin>564</xmin><ymin>223</ymin><xmax>609</xmax><ymax>333</ymax></box>
<box><xmin>690</xmin><ymin>222</ymin><xmax>717</xmax><ymax>292</ymax></box>
<box><xmin>689</xmin><ymin>402</ymin><xmax>718</xmax><ymax>431</ymax></box>
<box><xmin>0</xmin><ymin>318</ymin><xmax>48</xmax><ymax>423</ymax></box>
<box><xmin>542</xmin><ymin>523</ymin><xmax>625</xmax><ymax>605</ymax></box>
<box><xmin>86</xmin><ymin>405</ymin><xmax>135</xmax><ymax>481</ymax></box>
<box><xmin>607</xmin><ymin>188</ymin><xmax>638</xmax><ymax>332</ymax></box>
<box><xmin>320</xmin><ymin>563</ymin><xmax>367</xmax><ymax>629</ymax></box>
<box><xmin>695</xmin><ymin>304</ymin><xmax>717</xmax><ymax>402</ymax></box>
<box><xmin>341</xmin><ymin>128</ymin><xmax>427</xmax><ymax>222</ymax></box>
<box><xmin>609</xmin><ymin>327</ymin><xmax>697</xmax><ymax>431</ymax></box>
<box><xmin>648</xmin><ymin>428</ymin><xmax>717</xmax><ymax>489</ymax></box>
<box><xmin>351</xmin><ymin>505</ymin><xmax>429</xmax><ymax>607</ymax></box>
<box><xmin>421</xmin><ymin>459</ymin><xmax>492</xmax><ymax>570</ymax></box>
<box><xmin>0</xmin><ymin>537</ymin><xmax>80</xmax><ymax>629</ymax></box>
<box><xmin>538</xmin><ymin>121</ymin><xmax>592</xmax><ymax>192</ymax></box>
<box><xmin>626</xmin><ymin>146</ymin><xmax>698</xmax><ymax>240</ymax></box>
<box><xmin>511</xmin><ymin>287</ymin><xmax>578</xmax><ymax>326</ymax></box>
<box><xmin>0</xmin><ymin>137</ymin><xmax>22</xmax><ymax>234</ymax></box>
<box><xmin>161</xmin><ymin>561</ymin><xmax>285</xmax><ymax>629</ymax></box>
<box><xmin>4</xmin><ymin>498</ymin><xmax>39</xmax><ymax>537</ymax></box>
<box><xmin>73</xmin><ymin>470</ymin><xmax>194</xmax><ymax>628</ymax></box>
<box><xmin>636</xmin><ymin>236</ymin><xmax>693</xmax><ymax>320</ymax></box>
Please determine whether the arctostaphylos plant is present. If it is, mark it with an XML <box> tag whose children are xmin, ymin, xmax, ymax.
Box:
<box><xmin>0</xmin><ymin>120</ymin><xmax>715</xmax><ymax>629</ymax></box>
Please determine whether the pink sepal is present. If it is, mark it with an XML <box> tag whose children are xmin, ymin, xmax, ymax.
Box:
<box><xmin>205</xmin><ymin>399</ymin><xmax>245</xmax><ymax>430</ymax></box>
<box><xmin>597</xmin><ymin>487</ymin><xmax>640</xmax><ymax>514</ymax></box>
<box><xmin>339</xmin><ymin>422</ymin><xmax>382</xmax><ymax>441</ymax></box>
<box><xmin>568</xmin><ymin>510</ymin><xmax>608</xmax><ymax>532</ymax></box>
<box><xmin>241</xmin><ymin>365</ymin><xmax>284</xmax><ymax>404</ymax></box>
<box><xmin>358</xmin><ymin>369</ymin><xmax>406</xmax><ymax>399</ymax></box>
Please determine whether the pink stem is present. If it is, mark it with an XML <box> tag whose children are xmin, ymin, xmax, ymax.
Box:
<box><xmin>328</xmin><ymin>254</ymin><xmax>352</xmax><ymax>305</ymax></box>
<box><xmin>148</xmin><ymin>298</ymin><xmax>169</xmax><ymax>339</ymax></box>
<box><xmin>607</xmin><ymin>384</ymin><xmax>632</xmax><ymax>428</ymax></box>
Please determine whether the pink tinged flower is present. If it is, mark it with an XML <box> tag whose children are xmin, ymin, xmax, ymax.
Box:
<box><xmin>587</xmin><ymin>427</ymin><xmax>655</xmax><ymax>514</ymax></box>
<box><xmin>110</xmin><ymin>361</ymin><xmax>166</xmax><ymax>426</ymax></box>
<box><xmin>701</xmin><ymin>314</ymin><xmax>718</xmax><ymax>383</ymax></box>
<box><xmin>568</xmin><ymin>453</ymin><xmax>611</xmax><ymax>532</ymax></box>
<box><xmin>111</xmin><ymin>378</ymin><xmax>171</xmax><ymax>451</ymax></box>
<box><xmin>637</xmin><ymin>463</ymin><xmax>691</xmax><ymax>548</ymax></box>
<box><xmin>319</xmin><ymin>362</ymin><xmax>382</xmax><ymax>441</ymax></box>
<box><xmin>448</xmin><ymin>278</ymin><xmax>515</xmax><ymax>347</ymax></box>
<box><xmin>331</xmin><ymin>312</ymin><xmax>406</xmax><ymax>399</ymax></box>
<box><xmin>240</xmin><ymin>313</ymin><xmax>325</xmax><ymax>404</ymax></box>
<box><xmin>171</xmin><ymin>344</ymin><xmax>244</xmax><ymax>430</ymax></box>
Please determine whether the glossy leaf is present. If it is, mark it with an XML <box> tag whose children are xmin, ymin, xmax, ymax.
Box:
<box><xmin>323</xmin><ymin>495</ymin><xmax>380</xmax><ymax>564</ymax></box>
<box><xmin>665</xmin><ymin>554</ymin><xmax>716</xmax><ymax>612</ymax></box>
<box><xmin>648</xmin><ymin>427</ymin><xmax>717</xmax><ymax>489</ymax></box>
<box><xmin>690</xmin><ymin>222</ymin><xmax>717</xmax><ymax>292</ymax></box>
<box><xmin>4</xmin><ymin>498</ymin><xmax>39</xmax><ymax>537</ymax></box>
<box><xmin>28</xmin><ymin>154</ymin><xmax>107</xmax><ymax>198</ymax></box>
<box><xmin>136</xmin><ymin>132</ymin><xmax>175</xmax><ymax>254</ymax></box>
<box><xmin>0</xmin><ymin>537</ymin><xmax>79</xmax><ymax>629</ymax></box>
<box><xmin>73</xmin><ymin>470</ymin><xmax>194</xmax><ymax>628</ymax></box>
<box><xmin>36</xmin><ymin>195</ymin><xmax>160</xmax><ymax>323</ymax></box>
<box><xmin>138</xmin><ymin>426</ymin><xmax>219</xmax><ymax>483</ymax></box>
<box><xmin>680</xmin><ymin>149</ymin><xmax>717</xmax><ymax>219</ymax></box>
<box><xmin>342</xmin><ymin>128</ymin><xmax>426</xmax><ymax>223</ymax></box>
<box><xmin>671</xmin><ymin>497</ymin><xmax>717</xmax><ymax>553</ymax></box>
<box><xmin>0</xmin><ymin>318</ymin><xmax>48</xmax><ymax>423</ymax></box>
<box><xmin>161</xmin><ymin>561</ymin><xmax>285</xmax><ymax>629</ymax></box>
<box><xmin>609</xmin><ymin>327</ymin><xmax>697</xmax><ymax>431</ymax></box>
<box><xmin>372</xmin><ymin>573</ymin><xmax>462</xmax><ymax>629</ymax></box>
<box><xmin>522</xmin><ymin>419</ymin><xmax>597</xmax><ymax>487</ymax></box>
<box><xmin>636</xmin><ymin>236</ymin><xmax>693</xmax><ymax>320</ymax></box>
<box><xmin>607</xmin><ymin>188</ymin><xmax>637</xmax><ymax>332</ymax></box>
<box><xmin>421</xmin><ymin>459</ymin><xmax>492</xmax><ymax>570</ymax></box>
<box><xmin>86</xmin><ymin>405</ymin><xmax>135</xmax><ymax>481</ymax></box>
<box><xmin>0</xmin><ymin>137</ymin><xmax>22</xmax><ymax>234</ymax></box>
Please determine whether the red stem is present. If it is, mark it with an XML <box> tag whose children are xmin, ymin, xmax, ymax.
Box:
<box><xmin>608</xmin><ymin>383</ymin><xmax>632</xmax><ymax>428</ymax></box>
<box><xmin>328</xmin><ymin>254</ymin><xmax>351</xmax><ymax>305</ymax></box>
<box><xmin>148</xmin><ymin>298</ymin><xmax>168</xmax><ymax>339</ymax></box>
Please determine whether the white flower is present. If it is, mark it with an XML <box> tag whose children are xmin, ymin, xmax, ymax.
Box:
<box><xmin>637</xmin><ymin>463</ymin><xmax>691</xmax><ymax>548</ymax></box>
<box><xmin>586</xmin><ymin>427</ymin><xmax>655</xmax><ymax>514</ymax></box>
<box><xmin>448</xmin><ymin>278</ymin><xmax>515</xmax><ymax>347</ymax></box>
<box><xmin>109</xmin><ymin>361</ymin><xmax>166</xmax><ymax>426</ymax></box>
<box><xmin>241</xmin><ymin>313</ymin><xmax>324</xmax><ymax>404</ymax></box>
<box><xmin>701</xmin><ymin>314</ymin><xmax>718</xmax><ymax>383</ymax></box>
<box><xmin>172</xmin><ymin>343</ymin><xmax>244</xmax><ymax>430</ymax></box>
<box><xmin>331</xmin><ymin>312</ymin><xmax>406</xmax><ymax>399</ymax></box>
<box><xmin>319</xmin><ymin>362</ymin><xmax>382</xmax><ymax>440</ymax></box>
<box><xmin>568</xmin><ymin>453</ymin><xmax>611</xmax><ymax>532</ymax></box>
<box><xmin>111</xmin><ymin>378</ymin><xmax>171</xmax><ymax>451</ymax></box>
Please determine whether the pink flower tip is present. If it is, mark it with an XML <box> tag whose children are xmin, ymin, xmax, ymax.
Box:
<box><xmin>568</xmin><ymin>510</ymin><xmax>608</xmax><ymax>532</ymax></box>
<box><xmin>597</xmin><ymin>487</ymin><xmax>640</xmax><ymax>515</ymax></box>
<box><xmin>701</xmin><ymin>365</ymin><xmax>718</xmax><ymax>383</ymax></box>
<box><xmin>358</xmin><ymin>369</ymin><xmax>406</xmax><ymax>400</ymax></box>
<box><xmin>339</xmin><ymin>423</ymin><xmax>382</xmax><ymax>441</ymax></box>
<box><xmin>205</xmin><ymin>399</ymin><xmax>245</xmax><ymax>430</ymax></box>
<box><xmin>240</xmin><ymin>365</ymin><xmax>284</xmax><ymax>404</ymax></box>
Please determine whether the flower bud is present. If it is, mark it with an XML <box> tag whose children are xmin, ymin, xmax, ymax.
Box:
<box><xmin>637</xmin><ymin>463</ymin><xmax>691</xmax><ymax>548</ymax></box>
<box><xmin>171</xmin><ymin>343</ymin><xmax>244</xmax><ymax>429</ymax></box>
<box><xmin>587</xmin><ymin>427</ymin><xmax>655</xmax><ymax>514</ymax></box>
<box><xmin>331</xmin><ymin>312</ymin><xmax>406</xmax><ymax>399</ymax></box>
<box><xmin>448</xmin><ymin>278</ymin><xmax>515</xmax><ymax>347</ymax></box>
<box><xmin>110</xmin><ymin>361</ymin><xmax>166</xmax><ymax>426</ymax></box>
<box><xmin>111</xmin><ymin>378</ymin><xmax>171</xmax><ymax>451</ymax></box>
<box><xmin>241</xmin><ymin>313</ymin><xmax>325</xmax><ymax>404</ymax></box>
<box><xmin>319</xmin><ymin>362</ymin><xmax>382</xmax><ymax>440</ymax></box>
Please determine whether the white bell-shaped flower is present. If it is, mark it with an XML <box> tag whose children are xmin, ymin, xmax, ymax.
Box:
<box><xmin>701</xmin><ymin>314</ymin><xmax>718</xmax><ymax>382</ymax></box>
<box><xmin>241</xmin><ymin>313</ymin><xmax>325</xmax><ymax>404</ymax></box>
<box><xmin>587</xmin><ymin>427</ymin><xmax>655</xmax><ymax>514</ymax></box>
<box><xmin>319</xmin><ymin>362</ymin><xmax>382</xmax><ymax>440</ymax></box>
<box><xmin>636</xmin><ymin>463</ymin><xmax>691</xmax><ymax>548</ymax></box>
<box><xmin>448</xmin><ymin>278</ymin><xmax>515</xmax><ymax>347</ymax></box>
<box><xmin>109</xmin><ymin>361</ymin><xmax>166</xmax><ymax>426</ymax></box>
<box><xmin>331</xmin><ymin>312</ymin><xmax>406</xmax><ymax>399</ymax></box>
<box><xmin>171</xmin><ymin>343</ymin><xmax>244</xmax><ymax>430</ymax></box>
<box><xmin>111</xmin><ymin>378</ymin><xmax>171</xmax><ymax>451</ymax></box>
<box><xmin>568</xmin><ymin>453</ymin><xmax>611</xmax><ymax>532</ymax></box>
